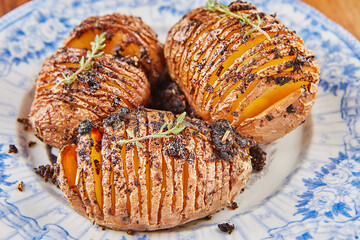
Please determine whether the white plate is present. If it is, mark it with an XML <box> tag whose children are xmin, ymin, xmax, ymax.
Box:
<box><xmin>0</xmin><ymin>0</ymin><xmax>359</xmax><ymax>239</ymax></box>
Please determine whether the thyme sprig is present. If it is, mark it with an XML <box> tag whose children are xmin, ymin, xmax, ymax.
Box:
<box><xmin>204</xmin><ymin>0</ymin><xmax>270</xmax><ymax>40</ymax></box>
<box><xmin>117</xmin><ymin>112</ymin><xmax>188</xmax><ymax>148</ymax></box>
<box><xmin>52</xmin><ymin>32</ymin><xmax>107</xmax><ymax>90</ymax></box>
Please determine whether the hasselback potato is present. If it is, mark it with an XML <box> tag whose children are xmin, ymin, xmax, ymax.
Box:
<box><xmin>64</xmin><ymin>14</ymin><xmax>165</xmax><ymax>84</ymax></box>
<box><xmin>57</xmin><ymin>107</ymin><xmax>254</xmax><ymax>231</ymax></box>
<box><xmin>29</xmin><ymin>47</ymin><xmax>150</xmax><ymax>148</ymax></box>
<box><xmin>164</xmin><ymin>1</ymin><xmax>320</xmax><ymax>143</ymax></box>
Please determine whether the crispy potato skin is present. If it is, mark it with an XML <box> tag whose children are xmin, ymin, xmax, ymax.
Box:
<box><xmin>57</xmin><ymin>108</ymin><xmax>253</xmax><ymax>231</ymax></box>
<box><xmin>29</xmin><ymin>47</ymin><xmax>150</xmax><ymax>148</ymax></box>
<box><xmin>164</xmin><ymin>2</ymin><xmax>320</xmax><ymax>143</ymax></box>
<box><xmin>64</xmin><ymin>13</ymin><xmax>165</xmax><ymax>84</ymax></box>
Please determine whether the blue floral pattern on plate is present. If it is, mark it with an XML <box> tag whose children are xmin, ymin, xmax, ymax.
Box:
<box><xmin>0</xmin><ymin>0</ymin><xmax>359</xmax><ymax>239</ymax></box>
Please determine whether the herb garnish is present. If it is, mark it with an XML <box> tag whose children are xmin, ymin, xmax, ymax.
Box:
<box><xmin>52</xmin><ymin>32</ymin><xmax>107</xmax><ymax>90</ymax></box>
<box><xmin>204</xmin><ymin>0</ymin><xmax>271</xmax><ymax>40</ymax></box>
<box><xmin>116</xmin><ymin>112</ymin><xmax>188</xmax><ymax>148</ymax></box>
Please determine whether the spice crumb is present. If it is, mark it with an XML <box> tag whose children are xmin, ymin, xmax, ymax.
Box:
<box><xmin>204</xmin><ymin>215</ymin><xmax>213</xmax><ymax>220</ymax></box>
<box><xmin>27</xmin><ymin>141</ymin><xmax>37</xmax><ymax>148</ymax></box>
<box><xmin>127</xmin><ymin>230</ymin><xmax>135</xmax><ymax>235</ymax></box>
<box><xmin>218</xmin><ymin>222</ymin><xmax>235</xmax><ymax>234</ymax></box>
<box><xmin>17</xmin><ymin>118</ymin><xmax>31</xmax><ymax>131</ymax></box>
<box><xmin>228</xmin><ymin>201</ymin><xmax>238</xmax><ymax>210</ymax></box>
<box><xmin>17</xmin><ymin>181</ymin><xmax>24</xmax><ymax>192</ymax></box>
<box><xmin>8</xmin><ymin>144</ymin><xmax>18</xmax><ymax>154</ymax></box>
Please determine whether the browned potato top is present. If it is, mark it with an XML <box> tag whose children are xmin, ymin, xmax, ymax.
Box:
<box><xmin>29</xmin><ymin>47</ymin><xmax>150</xmax><ymax>148</ymax></box>
<box><xmin>57</xmin><ymin>107</ymin><xmax>255</xmax><ymax>231</ymax></box>
<box><xmin>164</xmin><ymin>1</ymin><xmax>320</xmax><ymax>143</ymax></box>
<box><xmin>64</xmin><ymin>13</ymin><xmax>165</xmax><ymax>84</ymax></box>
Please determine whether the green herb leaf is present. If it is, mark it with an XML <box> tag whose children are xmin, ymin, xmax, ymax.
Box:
<box><xmin>52</xmin><ymin>32</ymin><xmax>107</xmax><ymax>90</ymax></box>
<box><xmin>126</xmin><ymin>129</ymin><xmax>135</xmax><ymax>138</ymax></box>
<box><xmin>167</xmin><ymin>121</ymin><xmax>173</xmax><ymax>130</ymax></box>
<box><xmin>171</xmin><ymin>125</ymin><xmax>187</xmax><ymax>134</ymax></box>
<box><xmin>203</xmin><ymin>0</ymin><xmax>270</xmax><ymax>40</ymax></box>
<box><xmin>176</xmin><ymin>112</ymin><xmax>186</xmax><ymax>126</ymax></box>
<box><xmin>136</xmin><ymin>141</ymin><xmax>144</xmax><ymax>148</ymax></box>
<box><xmin>115</xmin><ymin>112</ymin><xmax>188</xmax><ymax>146</ymax></box>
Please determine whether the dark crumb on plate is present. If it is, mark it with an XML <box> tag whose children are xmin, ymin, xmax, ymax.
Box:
<box><xmin>218</xmin><ymin>222</ymin><xmax>235</xmax><ymax>234</ymax></box>
<box><xmin>204</xmin><ymin>215</ymin><xmax>213</xmax><ymax>220</ymax></box>
<box><xmin>240</xmin><ymin>188</ymin><xmax>245</xmax><ymax>193</ymax></box>
<box><xmin>98</xmin><ymin>225</ymin><xmax>108</xmax><ymax>231</ymax></box>
<box><xmin>228</xmin><ymin>201</ymin><xmax>238</xmax><ymax>210</ymax></box>
<box><xmin>34</xmin><ymin>164</ymin><xmax>59</xmax><ymax>188</ymax></box>
<box><xmin>8</xmin><ymin>144</ymin><xmax>18</xmax><ymax>154</ymax></box>
<box><xmin>249</xmin><ymin>144</ymin><xmax>267</xmax><ymax>171</ymax></box>
<box><xmin>127</xmin><ymin>230</ymin><xmax>135</xmax><ymax>235</ymax></box>
<box><xmin>17</xmin><ymin>181</ymin><xmax>24</xmax><ymax>192</ymax></box>
<box><xmin>17</xmin><ymin>118</ymin><xmax>31</xmax><ymax>131</ymax></box>
<box><xmin>27</xmin><ymin>141</ymin><xmax>37</xmax><ymax>148</ymax></box>
<box><xmin>46</xmin><ymin>144</ymin><xmax>58</xmax><ymax>165</ymax></box>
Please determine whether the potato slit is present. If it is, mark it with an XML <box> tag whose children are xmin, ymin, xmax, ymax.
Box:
<box><xmin>170</xmin><ymin>151</ymin><xmax>176</xmax><ymax>213</ymax></box>
<box><xmin>144</xmin><ymin>117</ymin><xmax>152</xmax><ymax>224</ymax></box>
<box><xmin>157</xmin><ymin>137</ymin><xmax>167</xmax><ymax>225</ymax></box>
<box><xmin>210</xmin><ymin>46</ymin><xmax>301</xmax><ymax>119</ymax></box>
<box><xmin>211</xmin><ymin>160</ymin><xmax>223</xmax><ymax>212</ymax></box>
<box><xmin>196</xmin><ymin>32</ymin><xmax>251</xmax><ymax>106</ymax></box>
<box><xmin>121</xmin><ymin>126</ymin><xmax>131</xmax><ymax>215</ymax></box>
<box><xmin>101</xmin><ymin>64</ymin><xmax>146</xmax><ymax>96</ymax></box>
<box><xmin>203</xmin><ymin>33</ymin><xmax>292</xmax><ymax>110</ymax></box>
<box><xmin>136</xmin><ymin>110</ymin><xmax>149</xmax><ymax>225</ymax></box>
<box><xmin>193</xmin><ymin>135</ymin><xmax>199</xmax><ymax>210</ymax></box>
<box><xmin>103</xmin><ymin>80</ymin><xmax>136</xmax><ymax>108</ymax></box>
<box><xmin>182</xmin><ymin>143</ymin><xmax>188</xmax><ymax>213</ymax></box>
<box><xmin>220</xmin><ymin>160</ymin><xmax>230</xmax><ymax>202</ymax></box>
<box><xmin>62</xmin><ymin>145</ymin><xmax>79</xmax><ymax>194</ymax></box>
<box><xmin>251</xmin><ymin>56</ymin><xmax>295</xmax><ymax>74</ymax></box>
<box><xmin>167</xmin><ymin>9</ymin><xmax>202</xmax><ymax>72</ymax></box>
<box><xmin>238</xmin><ymin>80</ymin><xmax>309</xmax><ymax>123</ymax></box>
<box><xmin>189</xmin><ymin>24</ymin><xmax>241</xmax><ymax>85</ymax></box>
<box><xmin>90</xmin><ymin>128</ymin><xmax>104</xmax><ymax>211</ymax></box>
<box><xmin>225</xmin><ymin>80</ymin><xmax>260</xmax><ymax>122</ymax></box>
<box><xmin>178</xmin><ymin>14</ymin><xmax>220</xmax><ymax>86</ymax></box>
<box><xmin>201</xmin><ymin>33</ymin><xmax>278</xmax><ymax>109</ymax></box>
<box><xmin>186</xmin><ymin>17</ymin><xmax>232</xmax><ymax>90</ymax></box>
<box><xmin>229</xmin><ymin>161</ymin><xmax>233</xmax><ymax>193</ymax></box>
<box><xmin>110</xmin><ymin>159</ymin><xmax>115</xmax><ymax>215</ymax></box>
<box><xmin>133</xmin><ymin>146</ymin><xmax>142</xmax><ymax>218</ymax></box>
<box><xmin>204</xmin><ymin>48</ymin><xmax>263</xmax><ymax>107</ymax></box>
<box><xmin>81</xmin><ymin>172</ymin><xmax>93</xmax><ymax>218</ymax></box>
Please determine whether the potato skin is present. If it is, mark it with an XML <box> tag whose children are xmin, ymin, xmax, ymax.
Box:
<box><xmin>64</xmin><ymin>13</ymin><xmax>165</xmax><ymax>84</ymax></box>
<box><xmin>164</xmin><ymin>2</ymin><xmax>320</xmax><ymax>143</ymax></box>
<box><xmin>57</xmin><ymin>108</ymin><xmax>254</xmax><ymax>231</ymax></box>
<box><xmin>29</xmin><ymin>47</ymin><xmax>150</xmax><ymax>148</ymax></box>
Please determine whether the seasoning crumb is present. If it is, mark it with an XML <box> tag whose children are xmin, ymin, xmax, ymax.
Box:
<box><xmin>17</xmin><ymin>181</ymin><xmax>24</xmax><ymax>192</ymax></box>
<box><xmin>17</xmin><ymin>118</ymin><xmax>31</xmax><ymax>131</ymax></box>
<box><xmin>228</xmin><ymin>201</ymin><xmax>238</xmax><ymax>210</ymax></box>
<box><xmin>204</xmin><ymin>215</ymin><xmax>213</xmax><ymax>220</ymax></box>
<box><xmin>127</xmin><ymin>230</ymin><xmax>135</xmax><ymax>235</ymax></box>
<box><xmin>8</xmin><ymin>144</ymin><xmax>18</xmax><ymax>154</ymax></box>
<box><xmin>34</xmin><ymin>164</ymin><xmax>59</xmax><ymax>187</ymax></box>
<box><xmin>218</xmin><ymin>222</ymin><xmax>235</xmax><ymax>234</ymax></box>
<box><xmin>27</xmin><ymin>141</ymin><xmax>37</xmax><ymax>148</ymax></box>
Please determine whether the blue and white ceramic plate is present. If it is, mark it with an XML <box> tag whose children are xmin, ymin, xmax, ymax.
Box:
<box><xmin>0</xmin><ymin>0</ymin><xmax>359</xmax><ymax>239</ymax></box>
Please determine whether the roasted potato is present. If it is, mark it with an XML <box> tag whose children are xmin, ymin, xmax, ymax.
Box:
<box><xmin>29</xmin><ymin>47</ymin><xmax>150</xmax><ymax>148</ymax></box>
<box><xmin>64</xmin><ymin>14</ymin><xmax>165</xmax><ymax>84</ymax></box>
<box><xmin>57</xmin><ymin>107</ymin><xmax>254</xmax><ymax>231</ymax></box>
<box><xmin>164</xmin><ymin>1</ymin><xmax>320</xmax><ymax>143</ymax></box>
